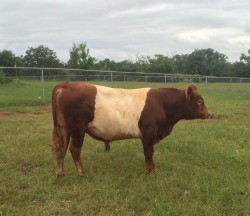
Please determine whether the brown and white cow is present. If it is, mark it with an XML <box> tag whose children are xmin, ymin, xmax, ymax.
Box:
<box><xmin>52</xmin><ymin>82</ymin><xmax>209</xmax><ymax>176</ymax></box>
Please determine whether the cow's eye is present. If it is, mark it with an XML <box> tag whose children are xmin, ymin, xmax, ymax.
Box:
<box><xmin>197</xmin><ymin>100</ymin><xmax>203</xmax><ymax>105</ymax></box>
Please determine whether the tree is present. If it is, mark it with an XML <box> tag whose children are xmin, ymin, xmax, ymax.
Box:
<box><xmin>0</xmin><ymin>50</ymin><xmax>24</xmax><ymax>67</ymax></box>
<box><xmin>231</xmin><ymin>62</ymin><xmax>249</xmax><ymax>77</ymax></box>
<box><xmin>94</xmin><ymin>58</ymin><xmax>116</xmax><ymax>71</ymax></box>
<box><xmin>240</xmin><ymin>49</ymin><xmax>250</xmax><ymax>63</ymax></box>
<box><xmin>146</xmin><ymin>55</ymin><xmax>175</xmax><ymax>73</ymax></box>
<box><xmin>67</xmin><ymin>43</ymin><xmax>96</xmax><ymax>69</ymax></box>
<box><xmin>135</xmin><ymin>55</ymin><xmax>150</xmax><ymax>72</ymax></box>
<box><xmin>23</xmin><ymin>45</ymin><xmax>62</xmax><ymax>67</ymax></box>
<box><xmin>232</xmin><ymin>50</ymin><xmax>250</xmax><ymax>77</ymax></box>
<box><xmin>187</xmin><ymin>49</ymin><xmax>229</xmax><ymax>76</ymax></box>
<box><xmin>115</xmin><ymin>60</ymin><xmax>137</xmax><ymax>72</ymax></box>
<box><xmin>172</xmin><ymin>54</ymin><xmax>189</xmax><ymax>74</ymax></box>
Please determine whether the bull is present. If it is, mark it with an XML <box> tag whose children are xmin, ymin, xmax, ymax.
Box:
<box><xmin>52</xmin><ymin>82</ymin><xmax>209</xmax><ymax>176</ymax></box>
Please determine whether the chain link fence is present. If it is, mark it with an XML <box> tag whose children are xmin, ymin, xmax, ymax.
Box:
<box><xmin>1</xmin><ymin>66</ymin><xmax>250</xmax><ymax>105</ymax></box>
<box><xmin>2</xmin><ymin>66</ymin><xmax>250</xmax><ymax>83</ymax></box>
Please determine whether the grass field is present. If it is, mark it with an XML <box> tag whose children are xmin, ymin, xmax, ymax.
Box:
<box><xmin>0</xmin><ymin>81</ymin><xmax>250</xmax><ymax>215</ymax></box>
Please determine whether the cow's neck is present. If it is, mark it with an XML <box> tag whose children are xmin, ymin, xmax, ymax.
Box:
<box><xmin>164</xmin><ymin>89</ymin><xmax>187</xmax><ymax>123</ymax></box>
<box><xmin>156</xmin><ymin>89</ymin><xmax>187</xmax><ymax>140</ymax></box>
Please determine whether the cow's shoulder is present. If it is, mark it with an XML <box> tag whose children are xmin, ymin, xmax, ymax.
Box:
<box><xmin>142</xmin><ymin>88</ymin><xmax>168</xmax><ymax>112</ymax></box>
<box><xmin>138</xmin><ymin>87</ymin><xmax>185</xmax><ymax>127</ymax></box>
<box><xmin>139</xmin><ymin>88</ymin><xmax>166</xmax><ymax>128</ymax></box>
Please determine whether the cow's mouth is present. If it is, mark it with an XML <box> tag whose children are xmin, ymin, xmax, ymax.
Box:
<box><xmin>201</xmin><ymin>113</ymin><xmax>210</xmax><ymax>119</ymax></box>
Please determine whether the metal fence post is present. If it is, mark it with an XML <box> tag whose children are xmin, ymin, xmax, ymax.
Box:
<box><xmin>41</xmin><ymin>69</ymin><xmax>45</xmax><ymax>103</ymax></box>
<box><xmin>111</xmin><ymin>72</ymin><xmax>113</xmax><ymax>82</ymax></box>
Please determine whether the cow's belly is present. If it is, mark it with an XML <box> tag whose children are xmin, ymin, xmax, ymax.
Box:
<box><xmin>87</xmin><ymin>86</ymin><xmax>150</xmax><ymax>141</ymax></box>
<box><xmin>87</xmin><ymin>114</ymin><xmax>141</xmax><ymax>141</ymax></box>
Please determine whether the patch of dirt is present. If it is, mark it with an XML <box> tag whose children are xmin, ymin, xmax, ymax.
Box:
<box><xmin>0</xmin><ymin>111</ymin><xmax>35</xmax><ymax>118</ymax></box>
<box><xmin>0</xmin><ymin>112</ymin><xmax>11</xmax><ymax>118</ymax></box>
<box><xmin>200</xmin><ymin>114</ymin><xmax>227</xmax><ymax>122</ymax></box>
<box><xmin>44</xmin><ymin>105</ymin><xmax>52</xmax><ymax>111</ymax></box>
<box><xmin>0</xmin><ymin>105</ymin><xmax>52</xmax><ymax>118</ymax></box>
<box><xmin>209</xmin><ymin>114</ymin><xmax>225</xmax><ymax>120</ymax></box>
<box><xmin>18</xmin><ymin>162</ymin><xmax>42</xmax><ymax>173</ymax></box>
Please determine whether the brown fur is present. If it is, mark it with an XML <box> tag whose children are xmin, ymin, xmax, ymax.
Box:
<box><xmin>52</xmin><ymin>82</ymin><xmax>97</xmax><ymax>176</ymax></box>
<box><xmin>52</xmin><ymin>82</ymin><xmax>209</xmax><ymax>176</ymax></box>
<box><xmin>139</xmin><ymin>86</ymin><xmax>209</xmax><ymax>174</ymax></box>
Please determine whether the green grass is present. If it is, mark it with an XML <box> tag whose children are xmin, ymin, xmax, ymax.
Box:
<box><xmin>0</xmin><ymin>81</ymin><xmax>250</xmax><ymax>215</ymax></box>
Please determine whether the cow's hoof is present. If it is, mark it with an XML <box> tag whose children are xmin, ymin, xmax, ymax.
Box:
<box><xmin>77</xmin><ymin>170</ymin><xmax>85</xmax><ymax>177</ymax></box>
<box><xmin>145</xmin><ymin>163</ymin><xmax>155</xmax><ymax>175</ymax></box>
<box><xmin>146</xmin><ymin>170</ymin><xmax>155</xmax><ymax>176</ymax></box>
<box><xmin>56</xmin><ymin>172</ymin><xmax>65</xmax><ymax>177</ymax></box>
<box><xmin>145</xmin><ymin>166</ymin><xmax>156</xmax><ymax>175</ymax></box>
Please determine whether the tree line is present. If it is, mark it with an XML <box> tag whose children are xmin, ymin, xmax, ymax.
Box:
<box><xmin>0</xmin><ymin>43</ymin><xmax>250</xmax><ymax>77</ymax></box>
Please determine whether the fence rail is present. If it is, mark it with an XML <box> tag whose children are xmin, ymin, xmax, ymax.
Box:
<box><xmin>1</xmin><ymin>66</ymin><xmax>250</xmax><ymax>83</ymax></box>
<box><xmin>1</xmin><ymin>66</ymin><xmax>250</xmax><ymax>103</ymax></box>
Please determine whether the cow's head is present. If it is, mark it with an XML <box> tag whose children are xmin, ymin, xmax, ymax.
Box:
<box><xmin>184</xmin><ymin>85</ymin><xmax>210</xmax><ymax>120</ymax></box>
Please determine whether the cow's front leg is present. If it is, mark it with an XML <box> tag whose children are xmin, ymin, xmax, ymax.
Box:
<box><xmin>141</xmin><ymin>137</ymin><xmax>155</xmax><ymax>175</ymax></box>
<box><xmin>104</xmin><ymin>141</ymin><xmax>110</xmax><ymax>152</ymax></box>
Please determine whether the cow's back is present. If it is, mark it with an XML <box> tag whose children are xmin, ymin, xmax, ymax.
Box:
<box><xmin>87</xmin><ymin>85</ymin><xmax>150</xmax><ymax>141</ymax></box>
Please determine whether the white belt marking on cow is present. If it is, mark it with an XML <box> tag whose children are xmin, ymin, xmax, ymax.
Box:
<box><xmin>88</xmin><ymin>85</ymin><xmax>150</xmax><ymax>141</ymax></box>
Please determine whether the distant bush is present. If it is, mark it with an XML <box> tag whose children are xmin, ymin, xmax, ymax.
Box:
<box><xmin>0</xmin><ymin>69</ymin><xmax>12</xmax><ymax>84</ymax></box>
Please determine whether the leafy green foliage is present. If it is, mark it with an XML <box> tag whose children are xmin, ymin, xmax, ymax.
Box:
<box><xmin>1</xmin><ymin>45</ymin><xmax>250</xmax><ymax>77</ymax></box>
<box><xmin>0</xmin><ymin>50</ymin><xmax>24</xmax><ymax>67</ymax></box>
<box><xmin>23</xmin><ymin>45</ymin><xmax>62</xmax><ymax>68</ymax></box>
<box><xmin>0</xmin><ymin>69</ymin><xmax>12</xmax><ymax>84</ymax></box>
<box><xmin>94</xmin><ymin>58</ymin><xmax>117</xmax><ymax>71</ymax></box>
<box><xmin>67</xmin><ymin>43</ymin><xmax>97</xmax><ymax>69</ymax></box>
<box><xmin>184</xmin><ymin>48</ymin><xmax>228</xmax><ymax>76</ymax></box>
<box><xmin>134</xmin><ymin>54</ymin><xmax>175</xmax><ymax>74</ymax></box>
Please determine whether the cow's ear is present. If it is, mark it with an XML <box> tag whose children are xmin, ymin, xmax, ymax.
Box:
<box><xmin>186</xmin><ymin>85</ymin><xmax>197</xmax><ymax>100</ymax></box>
<box><xmin>190</xmin><ymin>85</ymin><xmax>197</xmax><ymax>91</ymax></box>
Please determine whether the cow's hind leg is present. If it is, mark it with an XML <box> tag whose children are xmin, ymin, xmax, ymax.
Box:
<box><xmin>52</xmin><ymin>126</ymin><xmax>70</xmax><ymax>176</ymax></box>
<box><xmin>70</xmin><ymin>129</ymin><xmax>85</xmax><ymax>176</ymax></box>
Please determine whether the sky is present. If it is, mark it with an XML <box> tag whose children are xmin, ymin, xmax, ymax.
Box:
<box><xmin>0</xmin><ymin>0</ymin><xmax>249</xmax><ymax>63</ymax></box>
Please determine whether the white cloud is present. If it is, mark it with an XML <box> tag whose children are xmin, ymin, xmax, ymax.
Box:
<box><xmin>107</xmin><ymin>3</ymin><xmax>172</xmax><ymax>19</ymax></box>
<box><xmin>227</xmin><ymin>35</ymin><xmax>250</xmax><ymax>45</ymax></box>
<box><xmin>177</xmin><ymin>27</ymin><xmax>241</xmax><ymax>43</ymax></box>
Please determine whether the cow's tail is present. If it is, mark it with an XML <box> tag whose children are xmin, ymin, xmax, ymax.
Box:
<box><xmin>52</xmin><ymin>86</ymin><xmax>60</xmax><ymax>128</ymax></box>
<box><xmin>51</xmin><ymin>85</ymin><xmax>62</xmax><ymax>155</ymax></box>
